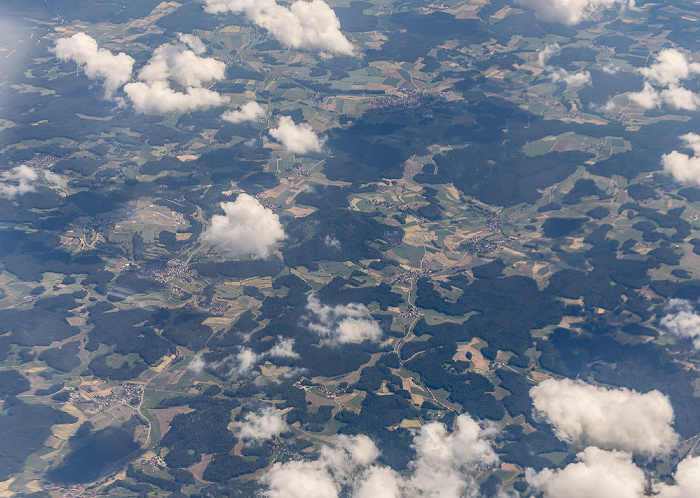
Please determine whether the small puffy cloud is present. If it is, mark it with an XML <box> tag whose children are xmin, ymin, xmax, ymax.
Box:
<box><xmin>660</xmin><ymin>298</ymin><xmax>700</xmax><ymax>348</ymax></box>
<box><xmin>537</xmin><ymin>43</ymin><xmax>561</xmax><ymax>67</ymax></box>
<box><xmin>262</xmin><ymin>459</ymin><xmax>339</xmax><ymax>498</ymax></box>
<box><xmin>550</xmin><ymin>68</ymin><xmax>591</xmax><ymax>87</ymax></box>
<box><xmin>639</xmin><ymin>49</ymin><xmax>700</xmax><ymax>87</ymax></box>
<box><xmin>629</xmin><ymin>49</ymin><xmax>700</xmax><ymax>111</ymax></box>
<box><xmin>0</xmin><ymin>165</ymin><xmax>63</xmax><ymax>197</ymax></box>
<box><xmin>190</xmin><ymin>347</ymin><xmax>260</xmax><ymax>377</ymax></box>
<box><xmin>177</xmin><ymin>32</ymin><xmax>206</xmax><ymax>54</ymax></box>
<box><xmin>269</xmin><ymin>116</ymin><xmax>325</xmax><ymax>154</ymax></box>
<box><xmin>530</xmin><ymin>378</ymin><xmax>678</xmax><ymax>456</ymax></box>
<box><xmin>661</xmin><ymin>134</ymin><xmax>700</xmax><ymax>186</ymax></box>
<box><xmin>222</xmin><ymin>101</ymin><xmax>266</xmax><ymax>123</ymax></box>
<box><xmin>305</xmin><ymin>294</ymin><xmax>383</xmax><ymax>344</ymax></box>
<box><xmin>188</xmin><ymin>354</ymin><xmax>206</xmax><ymax>373</ymax></box>
<box><xmin>237</xmin><ymin>406</ymin><xmax>286</xmax><ymax>442</ymax></box>
<box><xmin>353</xmin><ymin>466</ymin><xmax>402</xmax><ymax>498</ymax></box>
<box><xmin>267</xmin><ymin>337</ymin><xmax>299</xmax><ymax>358</ymax></box>
<box><xmin>654</xmin><ymin>456</ymin><xmax>700</xmax><ymax>498</ymax></box>
<box><xmin>137</xmin><ymin>40</ymin><xmax>225</xmax><ymax>87</ymax></box>
<box><xmin>324</xmin><ymin>235</ymin><xmax>341</xmax><ymax>249</ymax></box>
<box><xmin>517</xmin><ymin>0</ymin><xmax>634</xmax><ymax>25</ymax></box>
<box><xmin>537</xmin><ymin>43</ymin><xmax>591</xmax><ymax>89</ymax></box>
<box><xmin>123</xmin><ymin>35</ymin><xmax>229</xmax><ymax>114</ymax></box>
<box><xmin>261</xmin><ymin>414</ymin><xmax>499</xmax><ymax>498</ymax></box>
<box><xmin>189</xmin><ymin>339</ymin><xmax>297</xmax><ymax>378</ymax></box>
<box><xmin>54</xmin><ymin>32</ymin><xmax>134</xmax><ymax>97</ymax></box>
<box><xmin>405</xmin><ymin>414</ymin><xmax>499</xmax><ymax>497</ymax></box>
<box><xmin>123</xmin><ymin>81</ymin><xmax>229</xmax><ymax>114</ymax></box>
<box><xmin>234</xmin><ymin>347</ymin><xmax>259</xmax><ymax>374</ymax></box>
<box><xmin>200</xmin><ymin>193</ymin><xmax>286</xmax><ymax>259</ymax></box>
<box><xmin>526</xmin><ymin>447</ymin><xmax>647</xmax><ymax>498</ymax></box>
<box><xmin>262</xmin><ymin>434</ymin><xmax>378</xmax><ymax>498</ymax></box>
<box><xmin>203</xmin><ymin>0</ymin><xmax>354</xmax><ymax>57</ymax></box>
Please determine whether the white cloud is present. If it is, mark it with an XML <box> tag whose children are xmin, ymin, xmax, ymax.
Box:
<box><xmin>0</xmin><ymin>165</ymin><xmax>64</xmax><ymax>198</ymax></box>
<box><xmin>639</xmin><ymin>49</ymin><xmax>700</xmax><ymax>87</ymax></box>
<box><xmin>305</xmin><ymin>294</ymin><xmax>383</xmax><ymax>344</ymax></box>
<box><xmin>123</xmin><ymin>81</ymin><xmax>229</xmax><ymax>114</ymax></box>
<box><xmin>203</xmin><ymin>0</ymin><xmax>354</xmax><ymax>57</ymax></box>
<box><xmin>517</xmin><ymin>0</ymin><xmax>634</xmax><ymax>25</ymax></box>
<box><xmin>537</xmin><ymin>43</ymin><xmax>591</xmax><ymax>89</ymax></box>
<box><xmin>177</xmin><ymin>32</ymin><xmax>207</xmax><ymax>55</ymax></box>
<box><xmin>526</xmin><ymin>446</ymin><xmax>647</xmax><ymax>498</ymax></box>
<box><xmin>222</xmin><ymin>101</ymin><xmax>267</xmax><ymax>123</ymax></box>
<box><xmin>530</xmin><ymin>378</ymin><xmax>678</xmax><ymax>457</ymax></box>
<box><xmin>189</xmin><ymin>338</ymin><xmax>297</xmax><ymax>378</ymax></box>
<box><xmin>53</xmin><ymin>32</ymin><xmax>230</xmax><ymax>113</ymax></box>
<box><xmin>189</xmin><ymin>347</ymin><xmax>260</xmax><ymax>377</ymax></box>
<box><xmin>123</xmin><ymin>35</ymin><xmax>229</xmax><ymax>114</ymax></box>
<box><xmin>629</xmin><ymin>81</ymin><xmax>661</xmax><ymax>109</ymax></box>
<box><xmin>661</xmin><ymin>133</ymin><xmax>700</xmax><ymax>186</ymax></box>
<box><xmin>660</xmin><ymin>298</ymin><xmax>700</xmax><ymax>348</ymax></box>
<box><xmin>531</xmin><ymin>449</ymin><xmax>700</xmax><ymax>498</ymax></box>
<box><xmin>353</xmin><ymin>466</ymin><xmax>402</xmax><ymax>498</ymax></box>
<box><xmin>629</xmin><ymin>49</ymin><xmax>700</xmax><ymax>111</ymax></box>
<box><xmin>200</xmin><ymin>193</ymin><xmax>286</xmax><ymax>259</ymax></box>
<box><xmin>234</xmin><ymin>347</ymin><xmax>259</xmax><ymax>374</ymax></box>
<box><xmin>262</xmin><ymin>458</ymin><xmax>339</xmax><ymax>498</ymax></box>
<box><xmin>550</xmin><ymin>67</ymin><xmax>591</xmax><ymax>87</ymax></box>
<box><xmin>537</xmin><ymin>43</ymin><xmax>561</xmax><ymax>67</ymax></box>
<box><xmin>237</xmin><ymin>406</ymin><xmax>286</xmax><ymax>442</ymax></box>
<box><xmin>269</xmin><ymin>116</ymin><xmax>325</xmax><ymax>154</ymax></box>
<box><xmin>137</xmin><ymin>40</ymin><xmax>225</xmax><ymax>88</ymax></box>
<box><xmin>188</xmin><ymin>354</ymin><xmax>206</xmax><ymax>373</ymax></box>
<box><xmin>54</xmin><ymin>32</ymin><xmax>135</xmax><ymax>98</ymax></box>
<box><xmin>260</xmin><ymin>414</ymin><xmax>500</xmax><ymax>498</ymax></box>
<box><xmin>654</xmin><ymin>456</ymin><xmax>700</xmax><ymax>498</ymax></box>
<box><xmin>404</xmin><ymin>414</ymin><xmax>499</xmax><ymax>497</ymax></box>
<box><xmin>267</xmin><ymin>337</ymin><xmax>299</xmax><ymax>358</ymax></box>
<box><xmin>324</xmin><ymin>235</ymin><xmax>341</xmax><ymax>249</ymax></box>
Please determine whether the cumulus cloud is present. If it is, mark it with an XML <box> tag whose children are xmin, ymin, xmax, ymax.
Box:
<box><xmin>0</xmin><ymin>165</ymin><xmax>64</xmax><ymax>197</ymax></box>
<box><xmin>123</xmin><ymin>35</ymin><xmax>229</xmax><ymax>113</ymax></box>
<box><xmin>188</xmin><ymin>354</ymin><xmax>207</xmax><ymax>373</ymax></box>
<box><xmin>54</xmin><ymin>32</ymin><xmax>135</xmax><ymax>98</ymax></box>
<box><xmin>517</xmin><ymin>0</ymin><xmax>634</xmax><ymax>25</ymax></box>
<box><xmin>537</xmin><ymin>43</ymin><xmax>591</xmax><ymax>88</ymax></box>
<box><xmin>237</xmin><ymin>406</ymin><xmax>286</xmax><ymax>442</ymax></box>
<box><xmin>203</xmin><ymin>0</ymin><xmax>354</xmax><ymax>57</ymax></box>
<box><xmin>269</xmin><ymin>116</ymin><xmax>325</xmax><ymax>154</ymax></box>
<box><xmin>530</xmin><ymin>448</ymin><xmax>700</xmax><ymax>498</ymax></box>
<box><xmin>305</xmin><ymin>294</ymin><xmax>383</xmax><ymax>344</ymax></box>
<box><xmin>324</xmin><ymin>235</ymin><xmax>341</xmax><ymax>249</ymax></box>
<box><xmin>404</xmin><ymin>414</ymin><xmax>499</xmax><ymax>497</ymax></box>
<box><xmin>550</xmin><ymin>68</ymin><xmax>591</xmax><ymax>87</ymax></box>
<box><xmin>628</xmin><ymin>49</ymin><xmax>700</xmax><ymax>111</ymax></box>
<box><xmin>660</xmin><ymin>298</ymin><xmax>700</xmax><ymax>348</ymax></box>
<box><xmin>639</xmin><ymin>49</ymin><xmax>700</xmax><ymax>87</ymax></box>
<box><xmin>530</xmin><ymin>378</ymin><xmax>679</xmax><ymax>456</ymax></box>
<box><xmin>537</xmin><ymin>43</ymin><xmax>561</xmax><ymax>67</ymax></box>
<box><xmin>200</xmin><ymin>193</ymin><xmax>286</xmax><ymax>259</ymax></box>
<box><xmin>526</xmin><ymin>447</ymin><xmax>647</xmax><ymax>498</ymax></box>
<box><xmin>124</xmin><ymin>81</ymin><xmax>230</xmax><ymax>114</ymax></box>
<box><xmin>661</xmin><ymin>134</ymin><xmax>700</xmax><ymax>186</ymax></box>
<box><xmin>261</xmin><ymin>414</ymin><xmax>500</xmax><ymax>498</ymax></box>
<box><xmin>189</xmin><ymin>338</ymin><xmax>297</xmax><ymax>378</ymax></box>
<box><xmin>267</xmin><ymin>337</ymin><xmax>299</xmax><ymax>358</ymax></box>
<box><xmin>222</xmin><ymin>101</ymin><xmax>266</xmax><ymax>123</ymax></box>
<box><xmin>137</xmin><ymin>40</ymin><xmax>225</xmax><ymax>87</ymax></box>
<box><xmin>654</xmin><ymin>456</ymin><xmax>700</xmax><ymax>498</ymax></box>
<box><xmin>177</xmin><ymin>32</ymin><xmax>207</xmax><ymax>54</ymax></box>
